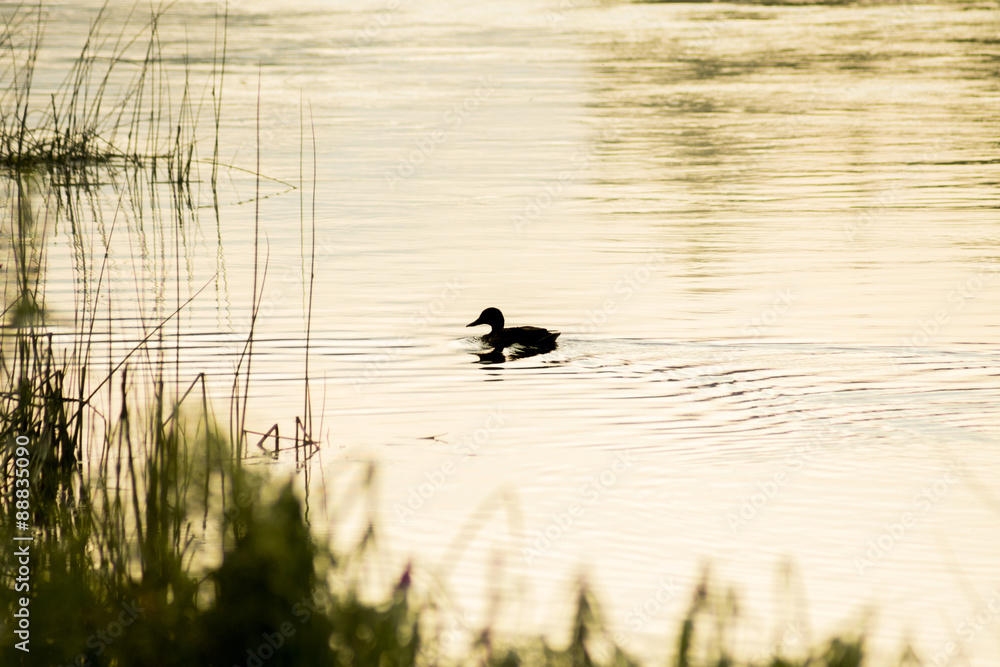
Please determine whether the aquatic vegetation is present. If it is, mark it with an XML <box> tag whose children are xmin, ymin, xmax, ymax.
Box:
<box><xmin>0</xmin><ymin>1</ymin><xmax>224</xmax><ymax>180</ymax></box>
<box><xmin>0</xmin><ymin>312</ymin><xmax>411</xmax><ymax>665</ymax></box>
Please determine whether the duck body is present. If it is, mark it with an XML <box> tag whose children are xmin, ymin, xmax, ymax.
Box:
<box><xmin>467</xmin><ymin>307</ymin><xmax>560</xmax><ymax>351</ymax></box>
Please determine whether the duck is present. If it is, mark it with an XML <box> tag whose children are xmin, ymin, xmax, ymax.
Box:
<box><xmin>466</xmin><ymin>307</ymin><xmax>560</xmax><ymax>352</ymax></box>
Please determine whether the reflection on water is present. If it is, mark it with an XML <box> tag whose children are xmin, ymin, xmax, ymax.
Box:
<box><xmin>5</xmin><ymin>0</ymin><xmax>1000</xmax><ymax>663</ymax></box>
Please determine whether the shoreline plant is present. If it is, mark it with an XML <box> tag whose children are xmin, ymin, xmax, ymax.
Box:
<box><xmin>1</xmin><ymin>0</ymin><xmax>223</xmax><ymax>183</ymax></box>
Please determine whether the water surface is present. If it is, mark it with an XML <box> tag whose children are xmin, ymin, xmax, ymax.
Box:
<box><xmin>7</xmin><ymin>0</ymin><xmax>1000</xmax><ymax>663</ymax></box>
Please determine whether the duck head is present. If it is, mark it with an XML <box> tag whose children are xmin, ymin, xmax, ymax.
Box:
<box><xmin>467</xmin><ymin>307</ymin><xmax>504</xmax><ymax>333</ymax></box>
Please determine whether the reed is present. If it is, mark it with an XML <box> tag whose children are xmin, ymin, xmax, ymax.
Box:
<box><xmin>0</xmin><ymin>1</ymin><xmax>217</xmax><ymax>184</ymax></box>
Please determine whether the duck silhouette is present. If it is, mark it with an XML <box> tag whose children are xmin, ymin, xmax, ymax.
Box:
<box><xmin>466</xmin><ymin>307</ymin><xmax>560</xmax><ymax>353</ymax></box>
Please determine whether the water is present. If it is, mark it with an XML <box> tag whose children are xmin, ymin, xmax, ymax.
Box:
<box><xmin>4</xmin><ymin>0</ymin><xmax>1000</xmax><ymax>662</ymax></box>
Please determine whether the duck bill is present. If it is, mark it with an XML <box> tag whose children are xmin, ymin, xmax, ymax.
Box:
<box><xmin>466</xmin><ymin>317</ymin><xmax>484</xmax><ymax>327</ymax></box>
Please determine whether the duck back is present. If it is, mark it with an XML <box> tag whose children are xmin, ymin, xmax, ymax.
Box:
<box><xmin>486</xmin><ymin>326</ymin><xmax>559</xmax><ymax>350</ymax></box>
